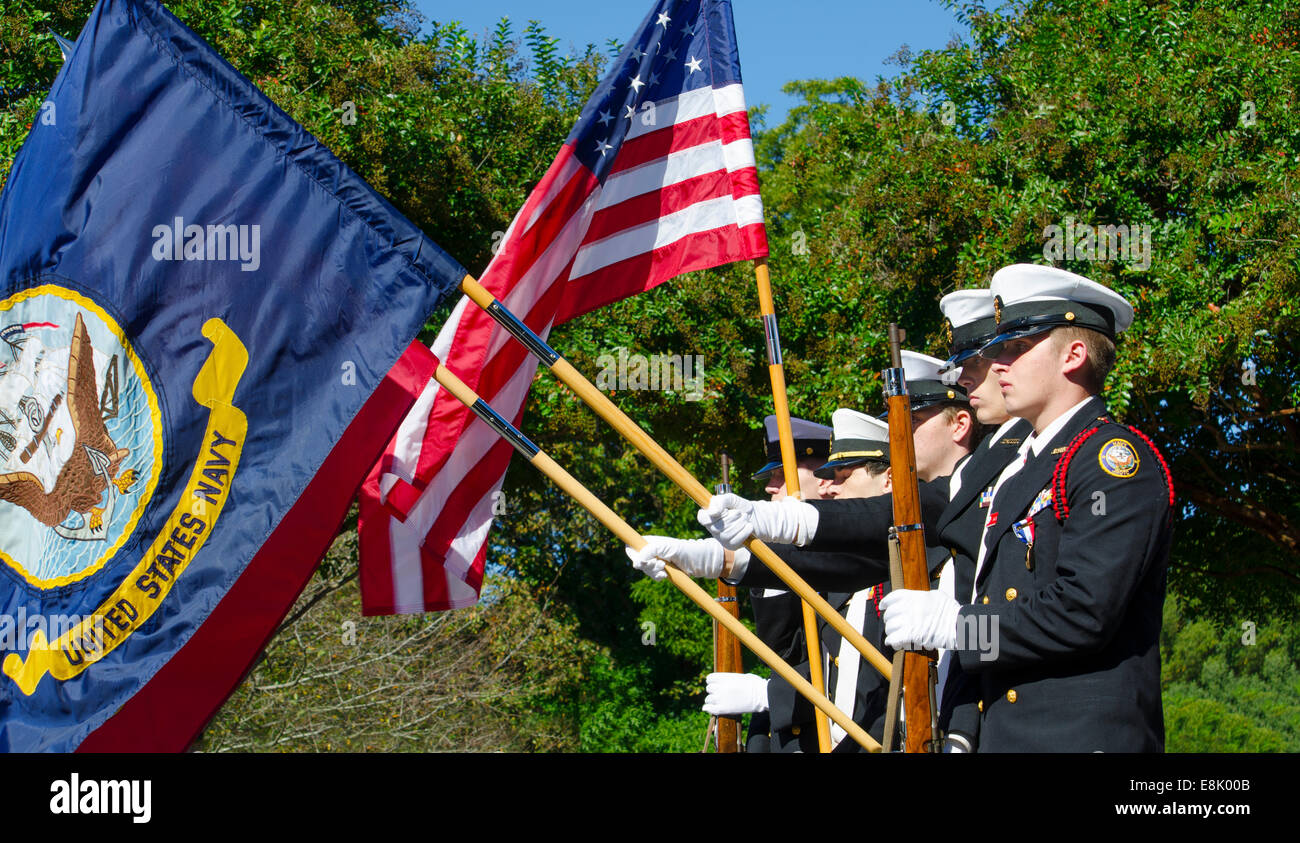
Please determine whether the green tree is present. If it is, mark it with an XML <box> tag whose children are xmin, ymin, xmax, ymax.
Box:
<box><xmin>7</xmin><ymin>0</ymin><xmax>1298</xmax><ymax>751</ymax></box>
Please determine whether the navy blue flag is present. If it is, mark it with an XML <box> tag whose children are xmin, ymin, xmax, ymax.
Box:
<box><xmin>0</xmin><ymin>0</ymin><xmax>463</xmax><ymax>751</ymax></box>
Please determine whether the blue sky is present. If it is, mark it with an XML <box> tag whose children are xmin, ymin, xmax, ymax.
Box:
<box><xmin>409</xmin><ymin>1</ymin><xmax>967</xmax><ymax>125</ymax></box>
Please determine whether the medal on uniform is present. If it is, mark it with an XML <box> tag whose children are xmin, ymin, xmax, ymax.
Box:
<box><xmin>1013</xmin><ymin>517</ymin><xmax>1036</xmax><ymax>570</ymax></box>
<box><xmin>980</xmin><ymin>486</ymin><xmax>994</xmax><ymax>508</ymax></box>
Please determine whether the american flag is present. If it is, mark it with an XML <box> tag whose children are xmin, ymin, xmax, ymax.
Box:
<box><xmin>358</xmin><ymin>0</ymin><xmax>768</xmax><ymax>613</ymax></box>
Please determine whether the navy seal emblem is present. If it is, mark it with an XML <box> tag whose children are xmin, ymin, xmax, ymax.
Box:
<box><xmin>1098</xmin><ymin>438</ymin><xmax>1139</xmax><ymax>479</ymax></box>
<box><xmin>0</xmin><ymin>285</ymin><xmax>162</xmax><ymax>588</ymax></box>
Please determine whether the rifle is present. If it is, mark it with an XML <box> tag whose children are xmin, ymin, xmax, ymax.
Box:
<box><xmin>711</xmin><ymin>453</ymin><xmax>745</xmax><ymax>753</ymax></box>
<box><xmin>882</xmin><ymin>324</ymin><xmax>940</xmax><ymax>753</ymax></box>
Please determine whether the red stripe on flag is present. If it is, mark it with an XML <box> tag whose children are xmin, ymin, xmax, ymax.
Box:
<box><xmin>557</xmin><ymin>225</ymin><xmax>762</xmax><ymax>324</ymax></box>
<box><xmin>80</xmin><ymin>341</ymin><xmax>439</xmax><ymax>750</ymax></box>
<box><xmin>610</xmin><ymin>111</ymin><xmax>752</xmax><ymax>175</ymax></box>
<box><xmin>582</xmin><ymin>170</ymin><xmax>734</xmax><ymax>244</ymax></box>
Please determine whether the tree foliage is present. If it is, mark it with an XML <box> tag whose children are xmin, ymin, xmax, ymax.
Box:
<box><xmin>3</xmin><ymin>0</ymin><xmax>1297</xmax><ymax>752</ymax></box>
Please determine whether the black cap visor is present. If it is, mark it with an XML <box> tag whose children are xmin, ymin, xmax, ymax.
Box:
<box><xmin>978</xmin><ymin>321</ymin><xmax>1057</xmax><ymax>358</ymax></box>
<box><xmin>813</xmin><ymin>456</ymin><xmax>872</xmax><ymax>479</ymax></box>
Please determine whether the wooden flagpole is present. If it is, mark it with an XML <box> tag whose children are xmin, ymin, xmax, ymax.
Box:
<box><xmin>432</xmin><ymin>362</ymin><xmax>880</xmax><ymax>753</ymax></box>
<box><xmin>456</xmin><ymin>274</ymin><xmax>893</xmax><ymax>683</ymax></box>
<box><xmin>752</xmin><ymin>257</ymin><xmax>830</xmax><ymax>753</ymax></box>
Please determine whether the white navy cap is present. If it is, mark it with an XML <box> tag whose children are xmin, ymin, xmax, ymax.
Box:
<box><xmin>940</xmin><ymin>289</ymin><xmax>998</xmax><ymax>370</ymax></box>
<box><xmin>814</xmin><ymin>409</ymin><xmax>889</xmax><ymax>479</ymax></box>
<box><xmin>984</xmin><ymin>264</ymin><xmax>1135</xmax><ymax>351</ymax></box>
<box><xmin>897</xmin><ymin>349</ymin><xmax>967</xmax><ymax>413</ymax></box>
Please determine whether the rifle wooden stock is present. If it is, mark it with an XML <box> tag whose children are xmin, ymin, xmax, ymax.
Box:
<box><xmin>713</xmin><ymin>579</ymin><xmax>744</xmax><ymax>752</ymax></box>
<box><xmin>881</xmin><ymin>533</ymin><xmax>906</xmax><ymax>752</ymax></box>
<box><xmin>885</xmin><ymin>324</ymin><xmax>937</xmax><ymax>753</ymax></box>
<box><xmin>713</xmin><ymin>457</ymin><xmax>744</xmax><ymax>753</ymax></box>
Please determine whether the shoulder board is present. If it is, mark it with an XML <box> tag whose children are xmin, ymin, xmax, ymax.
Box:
<box><xmin>1050</xmin><ymin>422</ymin><xmax>1175</xmax><ymax>522</ymax></box>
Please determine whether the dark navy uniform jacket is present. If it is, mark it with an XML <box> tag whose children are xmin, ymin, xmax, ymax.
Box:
<box><xmin>747</xmin><ymin>584</ymin><xmax>818</xmax><ymax>752</ymax></box>
<box><xmin>956</xmin><ymin>397</ymin><xmax>1173</xmax><ymax>752</ymax></box>
<box><xmin>739</xmin><ymin>541</ymin><xmax>952</xmax><ymax>750</ymax></box>
<box><xmin>738</xmin><ymin>421</ymin><xmax>1034</xmax><ymax>746</ymax></box>
<box><xmin>743</xmin><ymin>545</ymin><xmax>888</xmax><ymax>752</ymax></box>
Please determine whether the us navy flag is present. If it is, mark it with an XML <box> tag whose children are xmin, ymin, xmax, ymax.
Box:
<box><xmin>0</xmin><ymin>0</ymin><xmax>463</xmax><ymax>751</ymax></box>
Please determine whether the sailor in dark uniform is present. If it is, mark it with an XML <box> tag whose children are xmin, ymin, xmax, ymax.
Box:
<box><xmin>746</xmin><ymin>415</ymin><xmax>832</xmax><ymax>752</ymax></box>
<box><xmin>813</xmin><ymin>410</ymin><xmax>912</xmax><ymax>750</ymax></box>
<box><xmin>629</xmin><ymin>415</ymin><xmax>831</xmax><ymax>752</ymax></box>
<box><xmin>729</xmin><ymin>363</ymin><xmax>980</xmax><ymax>749</ymax></box>
<box><xmin>881</xmin><ymin>264</ymin><xmax>1174</xmax><ymax>752</ymax></box>
<box><xmin>690</xmin><ymin>289</ymin><xmax>1036</xmax><ymax>751</ymax></box>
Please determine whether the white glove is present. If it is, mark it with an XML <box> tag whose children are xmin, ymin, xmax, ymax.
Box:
<box><xmin>625</xmin><ymin>536</ymin><xmax>725</xmax><ymax>581</ymax></box>
<box><xmin>703</xmin><ymin>672</ymin><xmax>769</xmax><ymax>715</ymax></box>
<box><xmin>696</xmin><ymin>493</ymin><xmax>819</xmax><ymax>550</ymax></box>
<box><xmin>881</xmin><ymin>589</ymin><xmax>961</xmax><ymax>651</ymax></box>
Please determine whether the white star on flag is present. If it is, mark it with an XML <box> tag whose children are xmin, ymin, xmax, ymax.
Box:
<box><xmin>686</xmin><ymin>56</ymin><xmax>703</xmax><ymax>73</ymax></box>
<box><xmin>594</xmin><ymin>138</ymin><xmax>613</xmax><ymax>156</ymax></box>
<box><xmin>597</xmin><ymin>109</ymin><xmax>613</xmax><ymax>126</ymax></box>
<box><xmin>656</xmin><ymin>12</ymin><xmax>671</xmax><ymax>27</ymax></box>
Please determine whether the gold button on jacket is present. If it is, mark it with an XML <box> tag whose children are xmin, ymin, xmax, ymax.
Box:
<box><xmin>1005</xmin><ymin>587</ymin><xmax>1018</xmax><ymax>601</ymax></box>
<box><xmin>1006</xmin><ymin>690</ymin><xmax>1018</xmax><ymax>703</ymax></box>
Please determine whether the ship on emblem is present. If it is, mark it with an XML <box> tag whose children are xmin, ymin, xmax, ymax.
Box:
<box><xmin>0</xmin><ymin>313</ymin><xmax>138</xmax><ymax>541</ymax></box>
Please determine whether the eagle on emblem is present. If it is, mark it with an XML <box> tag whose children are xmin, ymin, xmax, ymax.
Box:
<box><xmin>0</xmin><ymin>313</ymin><xmax>135</xmax><ymax>534</ymax></box>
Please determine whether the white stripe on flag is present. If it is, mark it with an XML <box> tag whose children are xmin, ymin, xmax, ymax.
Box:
<box><xmin>711</xmin><ymin>83</ymin><xmax>748</xmax><ymax>118</ymax></box>
<box><xmin>734</xmin><ymin>193</ymin><xmax>765</xmax><ymax>227</ymax></box>
<box><xmin>598</xmin><ymin>141</ymin><xmax>728</xmax><ymax>208</ymax></box>
<box><xmin>387</xmin><ymin>514</ymin><xmax>427</xmax><ymax>614</ymax></box>
<box><xmin>571</xmin><ymin>194</ymin><xmax>748</xmax><ymax>279</ymax></box>
<box><xmin>722</xmin><ymin>137</ymin><xmax>756</xmax><ymax>173</ymax></box>
<box><xmin>625</xmin><ymin>83</ymin><xmax>748</xmax><ymax>141</ymax></box>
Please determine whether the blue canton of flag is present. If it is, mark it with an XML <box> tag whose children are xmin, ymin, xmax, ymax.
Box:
<box><xmin>0</xmin><ymin>0</ymin><xmax>463</xmax><ymax>751</ymax></box>
<box><xmin>569</xmin><ymin>0</ymin><xmax>745</xmax><ymax>181</ymax></box>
